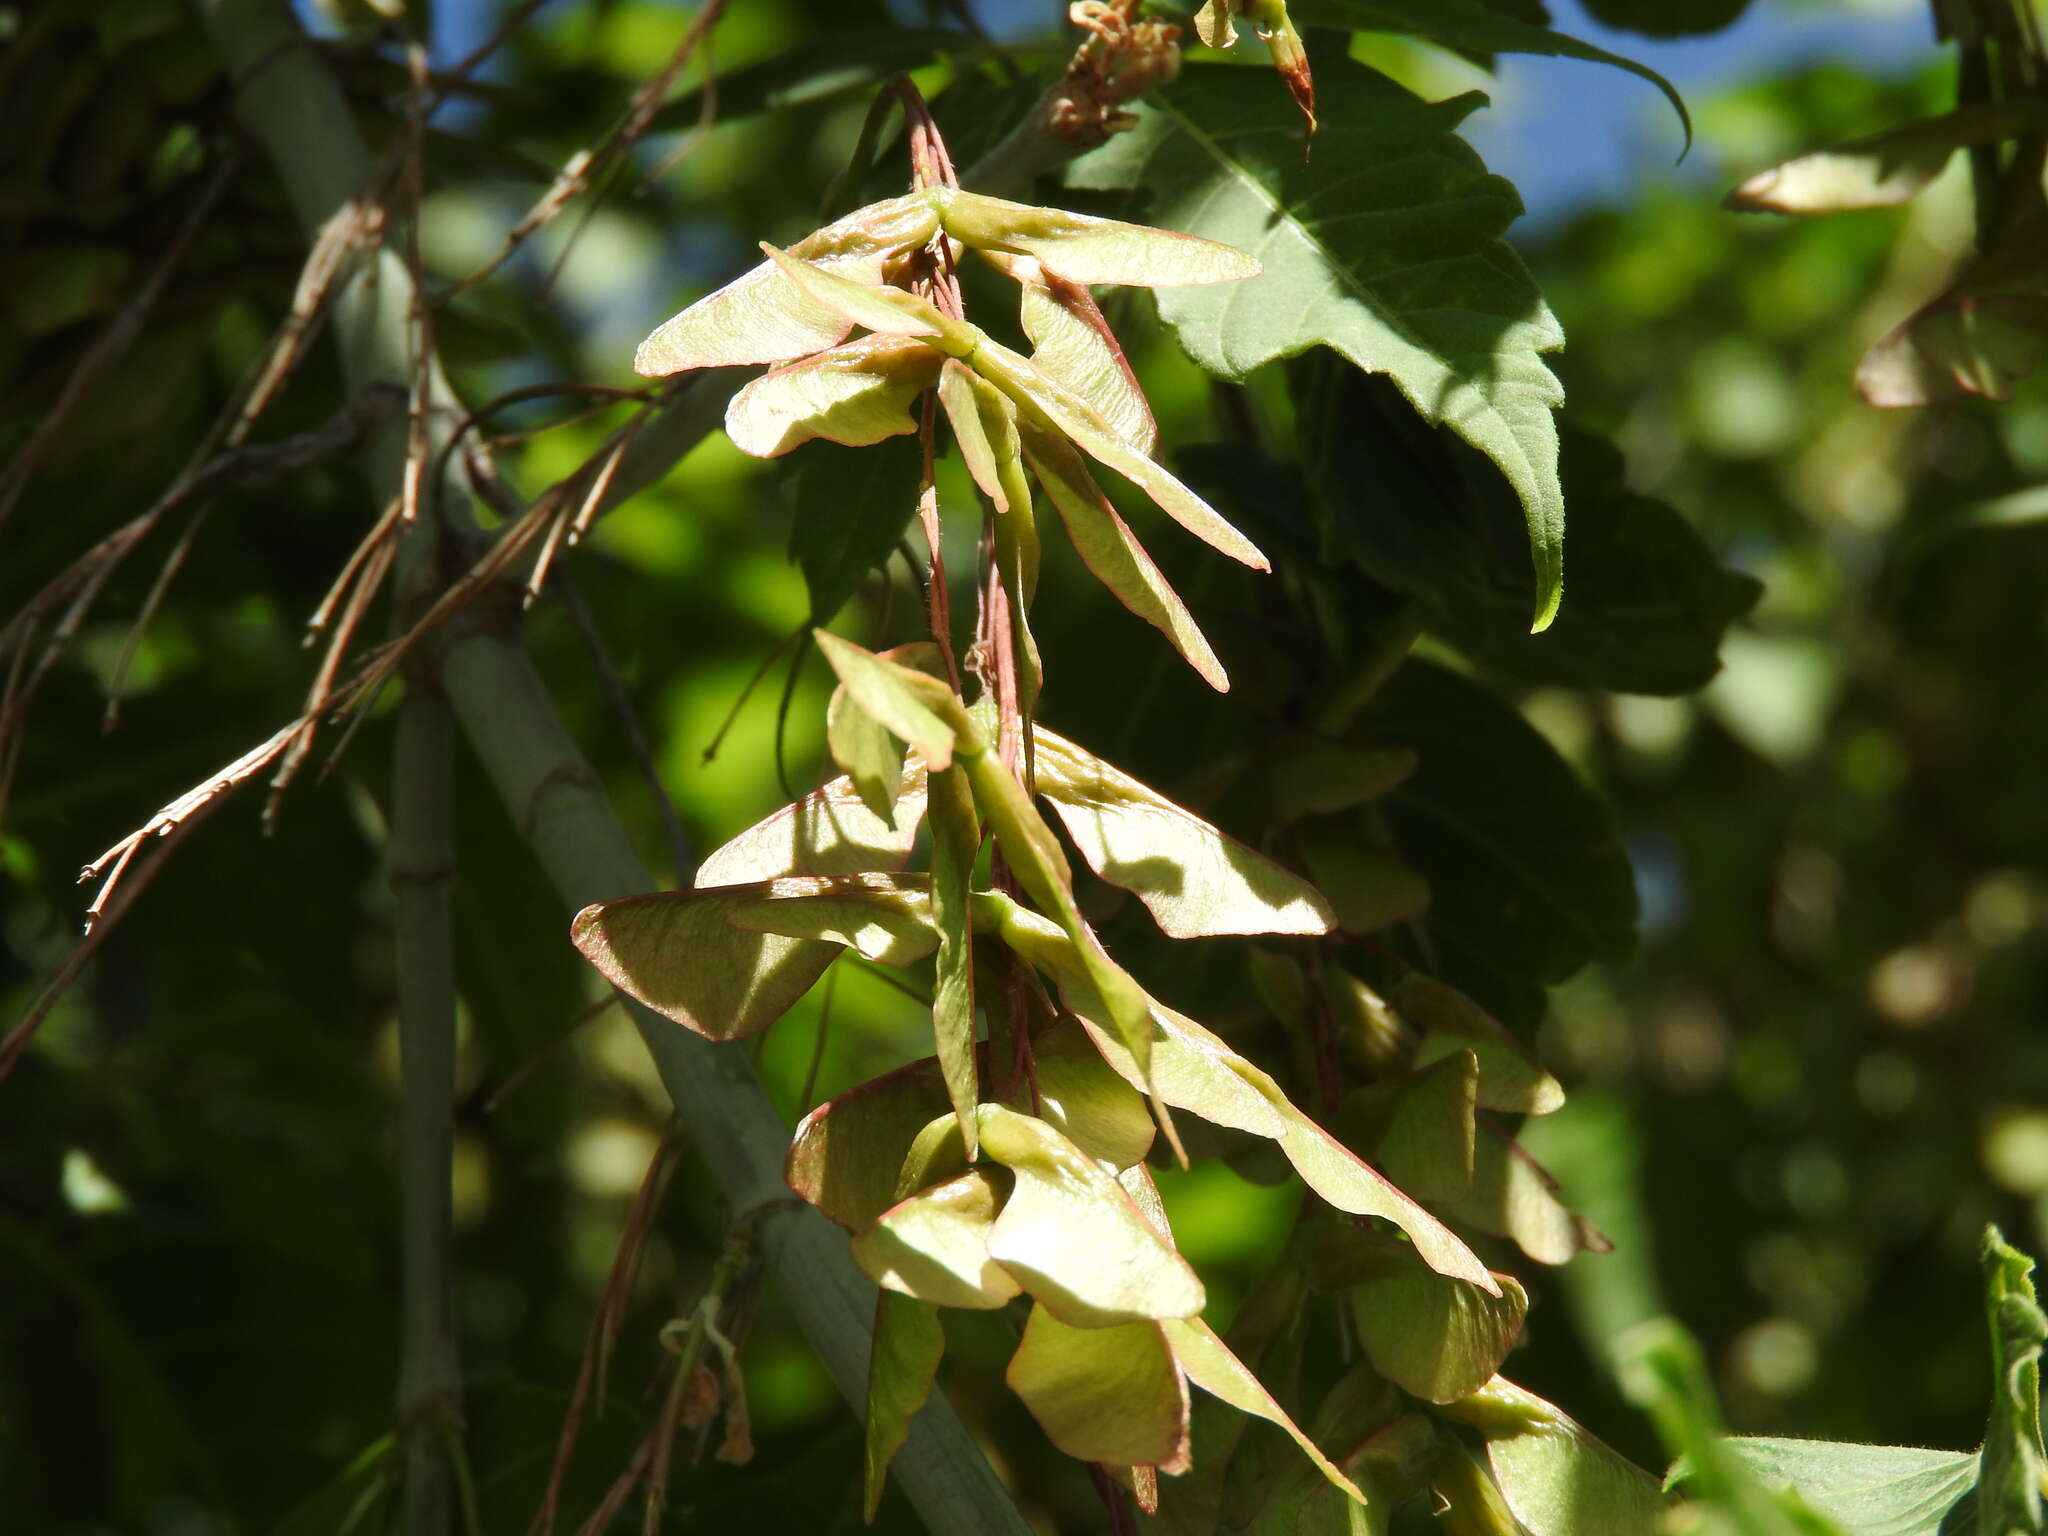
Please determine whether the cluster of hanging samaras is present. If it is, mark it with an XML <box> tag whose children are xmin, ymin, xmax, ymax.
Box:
<box><xmin>632</xmin><ymin>181</ymin><xmax>1276</xmax><ymax>693</ymax></box>
<box><xmin>568</xmin><ymin>189</ymin><xmax>1590</xmax><ymax>1516</ymax></box>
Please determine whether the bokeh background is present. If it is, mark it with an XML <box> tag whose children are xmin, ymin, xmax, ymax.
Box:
<box><xmin>2</xmin><ymin>0</ymin><xmax>2045</xmax><ymax>1529</ymax></box>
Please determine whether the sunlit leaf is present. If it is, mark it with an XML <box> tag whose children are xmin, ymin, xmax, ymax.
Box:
<box><xmin>814</xmin><ymin>630</ymin><xmax>963</xmax><ymax>771</ymax></box>
<box><xmin>864</xmin><ymin>1291</ymin><xmax>945</xmax><ymax>1522</ymax></box>
<box><xmin>1442</xmin><ymin>1375</ymin><xmax>1670</xmax><ymax>1536</ymax></box>
<box><xmin>852</xmin><ymin>1169</ymin><xmax>1021</xmax><ymax>1310</ymax></box>
<box><xmin>1067</xmin><ymin>60</ymin><xmax>1568</xmax><ymax>629</ymax></box>
<box><xmin>1034</xmin><ymin>725</ymin><xmax>1335</xmax><ymax>938</ymax></box>
<box><xmin>971</xmin><ymin>335</ymin><xmax>1270</xmax><ymax>571</ymax></box>
<box><xmin>717</xmin><ymin>872</ymin><xmax>937</xmax><ymax>965</ymax></box>
<box><xmin>1034</xmin><ymin>1020</ymin><xmax>1155</xmax><ymax>1171</ymax></box>
<box><xmin>928</xmin><ymin>764</ymin><xmax>981</xmax><ymax>1154</ymax></box>
<box><xmin>1446</xmin><ymin>1120</ymin><xmax>1606</xmax><ymax>1266</ymax></box>
<box><xmin>937</xmin><ymin>358</ymin><xmax>1024</xmax><ymax>513</ymax></box>
<box><xmin>723</xmin><ymin>333</ymin><xmax>940</xmax><ymax>458</ymax></box>
<box><xmin>1399</xmin><ymin>974</ymin><xmax>1564</xmax><ymax>1115</ymax></box>
<box><xmin>787</xmin><ymin>1054</ymin><xmax>954</xmax><ymax>1229</ymax></box>
<box><xmin>939</xmin><ymin>187</ymin><xmax>1262</xmax><ymax>289</ymax></box>
<box><xmin>1163</xmin><ymin>1314</ymin><xmax>1365</xmax><ymax>1500</ymax></box>
<box><xmin>1296</xmin><ymin>0</ymin><xmax>1689</xmax><ymax>150</ymax></box>
<box><xmin>1021</xmin><ymin>424</ymin><xmax>1228</xmax><ymax>690</ymax></box>
<box><xmin>1690</xmin><ymin>1440</ymin><xmax>1979</xmax><ymax>1536</ymax></box>
<box><xmin>828</xmin><ymin>686</ymin><xmax>906</xmax><ymax>827</ymax></box>
<box><xmin>1304</xmin><ymin>1225</ymin><xmax>1526</xmax><ymax>1403</ymax></box>
<box><xmin>1004</xmin><ymin>255</ymin><xmax>1156</xmax><ymax>453</ymax></box>
<box><xmin>634</xmin><ymin>192</ymin><xmax>938</xmax><ymax>372</ymax></box>
<box><xmin>696</xmin><ymin>767</ymin><xmax>926</xmax><ymax>885</ymax></box>
<box><xmin>1723</xmin><ymin>102</ymin><xmax>2045</xmax><ymax>214</ymax></box>
<box><xmin>978</xmin><ymin>1103</ymin><xmax>1206</xmax><ymax>1326</ymax></box>
<box><xmin>1007</xmin><ymin>1304</ymin><xmax>1190</xmax><ymax>1469</ymax></box>
<box><xmin>762</xmin><ymin>241</ymin><xmax>975</xmax><ymax>351</ymax></box>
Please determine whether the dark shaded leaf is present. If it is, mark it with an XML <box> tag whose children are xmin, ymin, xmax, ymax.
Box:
<box><xmin>791</xmin><ymin>433</ymin><xmax>923</xmax><ymax>623</ymax></box>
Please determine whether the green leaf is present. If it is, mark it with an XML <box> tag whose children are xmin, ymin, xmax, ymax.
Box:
<box><xmin>788</xmin><ymin>1054</ymin><xmax>954</xmax><ymax>1229</ymax></box>
<box><xmin>852</xmin><ymin>1169</ymin><xmax>1021</xmax><ymax>1310</ymax></box>
<box><xmin>937</xmin><ymin>358</ymin><xmax>1024</xmax><ymax>514</ymax></box>
<box><xmin>1398</xmin><ymin>974</ymin><xmax>1564</xmax><ymax>1115</ymax></box>
<box><xmin>1442</xmin><ymin>1375</ymin><xmax>1671</xmax><ymax>1536</ymax></box>
<box><xmin>1981</xmin><ymin>1226</ymin><xmax>2047</xmax><ymax>1536</ymax></box>
<box><xmin>720</xmin><ymin>872</ymin><xmax>938</xmax><ymax>965</ymax></box>
<box><xmin>1304</xmin><ymin>1226</ymin><xmax>1525</xmax><ymax>1403</ymax></box>
<box><xmin>1297</xmin><ymin>829</ymin><xmax>1433</xmax><ymax>934</ymax></box>
<box><xmin>791</xmin><ymin>433</ymin><xmax>924</xmax><ymax>624</ymax></box>
<box><xmin>814</xmin><ymin>629</ymin><xmax>964</xmax><ymax>772</ymax></box>
<box><xmin>762</xmin><ymin>240</ymin><xmax>974</xmax><ymax>350</ymax></box>
<box><xmin>928</xmin><ymin>764</ymin><xmax>981</xmax><ymax>1156</ymax></box>
<box><xmin>1162</xmin><ymin>1314</ymin><xmax>1366</xmax><ymax>1501</ymax></box>
<box><xmin>1007</xmin><ymin>1304</ymin><xmax>1190</xmax><ymax>1469</ymax></box>
<box><xmin>724</xmin><ymin>333</ymin><xmax>939</xmax><ymax>458</ymax></box>
<box><xmin>634</xmin><ymin>192</ymin><xmax>939</xmax><ymax>372</ymax></box>
<box><xmin>1020</xmin><ymin>424</ymin><xmax>1229</xmax><ymax>691</ymax></box>
<box><xmin>1293</xmin><ymin>364</ymin><xmax>1759</xmax><ymax>695</ymax></box>
<box><xmin>1578</xmin><ymin>0</ymin><xmax>1755</xmax><ymax>38</ymax></box>
<box><xmin>1033</xmin><ymin>1020</ymin><xmax>1156</xmax><ymax>1171</ymax></box>
<box><xmin>827</xmin><ymin>685</ymin><xmax>907</xmax><ymax>828</ymax></box>
<box><xmin>1067</xmin><ymin>59</ymin><xmax>1568</xmax><ymax>630</ymax></box>
<box><xmin>938</xmin><ymin>187</ymin><xmax>1263</xmax><ymax>289</ymax></box>
<box><xmin>1621</xmin><ymin>1318</ymin><xmax>1841</xmax><ymax>1536</ymax></box>
<box><xmin>864</xmin><ymin>1291</ymin><xmax>945</xmax><ymax>1522</ymax></box>
<box><xmin>1372</xmin><ymin>660</ymin><xmax>1638</xmax><ymax>985</ymax></box>
<box><xmin>1294</xmin><ymin>0</ymin><xmax>1690</xmax><ymax>152</ymax></box>
<box><xmin>1033</xmin><ymin>725</ymin><xmax>1336</xmax><ymax>938</ymax></box>
<box><xmin>1446</xmin><ymin>1119</ymin><xmax>1607</xmax><ymax>1266</ymax></box>
<box><xmin>1344</xmin><ymin>1050</ymin><xmax>1479</xmax><ymax>1206</ymax></box>
<box><xmin>1702</xmin><ymin>1441</ymin><xmax>1978</xmax><ymax>1536</ymax></box>
<box><xmin>970</xmin><ymin>334</ymin><xmax>1270</xmax><ymax>571</ymax></box>
<box><xmin>695</xmin><ymin>768</ymin><xmax>926</xmax><ymax>885</ymax></box>
<box><xmin>977</xmin><ymin>1103</ymin><xmax>1206</xmax><ymax>1326</ymax></box>
<box><xmin>1271</xmin><ymin>745</ymin><xmax>1419</xmax><ymax>820</ymax></box>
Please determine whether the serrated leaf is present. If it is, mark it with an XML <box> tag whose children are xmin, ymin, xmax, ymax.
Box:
<box><xmin>1399</xmin><ymin>974</ymin><xmax>1564</xmax><ymax>1115</ymax></box>
<box><xmin>814</xmin><ymin>630</ymin><xmax>964</xmax><ymax>771</ymax></box>
<box><xmin>928</xmin><ymin>764</ymin><xmax>981</xmax><ymax>1155</ymax></box>
<box><xmin>724</xmin><ymin>333</ymin><xmax>940</xmax><ymax>458</ymax></box>
<box><xmin>939</xmin><ymin>187</ymin><xmax>1262</xmax><ymax>288</ymax></box>
<box><xmin>1034</xmin><ymin>1020</ymin><xmax>1156</xmax><ymax>1170</ymax></box>
<box><xmin>1008</xmin><ymin>1304</ymin><xmax>1190</xmax><ymax>1468</ymax></box>
<box><xmin>1293</xmin><ymin>363</ymin><xmax>1759</xmax><ymax>695</ymax></box>
<box><xmin>1296</xmin><ymin>0</ymin><xmax>1689</xmax><ymax>151</ymax></box>
<box><xmin>1981</xmin><ymin>1226</ymin><xmax>2047</xmax><ymax>1536</ymax></box>
<box><xmin>788</xmin><ymin>1055</ymin><xmax>955</xmax><ymax>1229</ymax></box>
<box><xmin>1372</xmin><ymin>660</ymin><xmax>1637</xmax><ymax>984</ymax></box>
<box><xmin>852</xmin><ymin>1169</ymin><xmax>1020</xmax><ymax>1310</ymax></box>
<box><xmin>634</xmin><ymin>193</ymin><xmax>939</xmax><ymax>373</ymax></box>
<box><xmin>1034</xmin><ymin>725</ymin><xmax>1335</xmax><ymax>938</ymax></box>
<box><xmin>971</xmin><ymin>334</ymin><xmax>1270</xmax><ymax>571</ymax></box>
<box><xmin>1163</xmin><ymin>1314</ymin><xmax>1366</xmax><ymax>1500</ymax></box>
<box><xmin>791</xmin><ymin>433</ymin><xmax>924</xmax><ymax>624</ymax></box>
<box><xmin>1305</xmin><ymin>1226</ymin><xmax>1526</xmax><ymax>1403</ymax></box>
<box><xmin>1701</xmin><ymin>1440</ymin><xmax>1978</xmax><ymax>1536</ymax></box>
<box><xmin>1021</xmin><ymin>424</ymin><xmax>1228</xmax><ymax>690</ymax></box>
<box><xmin>1442</xmin><ymin>1375</ymin><xmax>1670</xmax><ymax>1536</ymax></box>
<box><xmin>978</xmin><ymin>1103</ymin><xmax>1206</xmax><ymax>1326</ymax></box>
<box><xmin>864</xmin><ymin>1291</ymin><xmax>945</xmax><ymax>1522</ymax></box>
<box><xmin>1067</xmin><ymin>60</ymin><xmax>1568</xmax><ymax>629</ymax></box>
